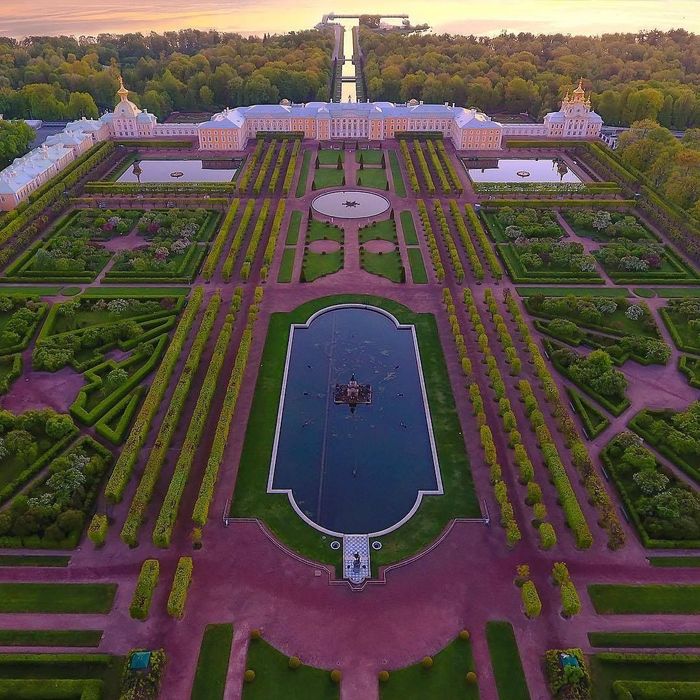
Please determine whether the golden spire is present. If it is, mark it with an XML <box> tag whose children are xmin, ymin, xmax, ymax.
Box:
<box><xmin>117</xmin><ymin>76</ymin><xmax>129</xmax><ymax>101</ymax></box>
<box><xmin>573</xmin><ymin>77</ymin><xmax>585</xmax><ymax>94</ymax></box>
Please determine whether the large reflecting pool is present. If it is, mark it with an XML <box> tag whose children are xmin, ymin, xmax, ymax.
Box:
<box><xmin>464</xmin><ymin>157</ymin><xmax>582</xmax><ymax>183</ymax></box>
<box><xmin>269</xmin><ymin>305</ymin><xmax>442</xmax><ymax>536</ymax></box>
<box><xmin>117</xmin><ymin>159</ymin><xmax>238</xmax><ymax>183</ymax></box>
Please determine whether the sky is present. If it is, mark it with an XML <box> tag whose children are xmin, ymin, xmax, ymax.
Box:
<box><xmin>0</xmin><ymin>0</ymin><xmax>697</xmax><ymax>38</ymax></box>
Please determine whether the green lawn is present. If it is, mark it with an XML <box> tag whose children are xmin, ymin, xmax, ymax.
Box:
<box><xmin>500</xmin><ymin>243</ymin><xmax>604</xmax><ymax>284</ymax></box>
<box><xmin>661</xmin><ymin>306</ymin><xmax>700</xmax><ymax>353</ymax></box>
<box><xmin>516</xmin><ymin>286</ymin><xmax>629</xmax><ymax>297</ymax></box>
<box><xmin>230</xmin><ymin>295</ymin><xmax>478</xmax><ymax>573</ymax></box>
<box><xmin>588</xmin><ymin>632</ymin><xmax>700</xmax><ymax>648</ymax></box>
<box><xmin>408</xmin><ymin>249</ymin><xmax>428</xmax><ymax>284</ymax></box>
<box><xmin>0</xmin><ymin>555</ymin><xmax>70</xmax><ymax>567</ymax></box>
<box><xmin>286</xmin><ymin>211</ymin><xmax>302</xmax><ymax>245</ymax></box>
<box><xmin>357</xmin><ymin>168</ymin><xmax>388</xmax><ymax>190</ymax></box>
<box><xmin>356</xmin><ymin>149</ymin><xmax>384</xmax><ymax>165</ymax></box>
<box><xmin>389</xmin><ymin>152</ymin><xmax>407</xmax><ymax>197</ymax></box>
<box><xmin>361</xmin><ymin>249</ymin><xmax>404</xmax><ymax>282</ymax></box>
<box><xmin>302</xmin><ymin>251</ymin><xmax>343</xmax><ymax>282</ymax></box>
<box><xmin>277</xmin><ymin>249</ymin><xmax>296</xmax><ymax>283</ymax></box>
<box><xmin>653</xmin><ymin>287</ymin><xmax>700</xmax><ymax>298</ymax></box>
<box><xmin>566</xmin><ymin>387</ymin><xmax>610</xmax><ymax>439</ymax></box>
<box><xmin>296</xmin><ymin>151</ymin><xmax>312</xmax><ymax>197</ymax></box>
<box><xmin>679</xmin><ymin>355</ymin><xmax>700</xmax><ymax>388</ymax></box>
<box><xmin>0</xmin><ymin>629</ymin><xmax>103</xmax><ymax>647</ymax></box>
<box><xmin>359</xmin><ymin>220</ymin><xmax>397</xmax><ymax>244</ymax></box>
<box><xmin>0</xmin><ymin>583</ymin><xmax>116</xmax><ymax>614</ymax></box>
<box><xmin>307</xmin><ymin>220</ymin><xmax>344</xmax><ymax>243</ymax></box>
<box><xmin>191</xmin><ymin>624</ymin><xmax>234</xmax><ymax>700</ymax></box>
<box><xmin>400</xmin><ymin>211</ymin><xmax>418</xmax><ymax>245</ymax></box>
<box><xmin>317</xmin><ymin>149</ymin><xmax>343</xmax><ymax>166</ymax></box>
<box><xmin>380</xmin><ymin>635</ymin><xmax>478</xmax><ymax>700</ymax></box>
<box><xmin>588</xmin><ymin>584</ymin><xmax>700</xmax><ymax>614</ymax></box>
<box><xmin>486</xmin><ymin>621</ymin><xmax>530</xmax><ymax>700</ymax></box>
<box><xmin>313</xmin><ymin>169</ymin><xmax>345</xmax><ymax>190</ymax></box>
<box><xmin>648</xmin><ymin>556</ymin><xmax>700</xmax><ymax>567</ymax></box>
<box><xmin>0</xmin><ymin>286</ymin><xmax>64</xmax><ymax>296</ymax></box>
<box><xmin>242</xmin><ymin>637</ymin><xmax>337</xmax><ymax>700</ymax></box>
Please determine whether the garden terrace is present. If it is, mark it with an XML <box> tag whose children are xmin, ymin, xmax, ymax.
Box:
<box><xmin>566</xmin><ymin>387</ymin><xmax>610</xmax><ymax>439</ymax></box>
<box><xmin>561</xmin><ymin>208</ymin><xmax>655</xmax><ymax>243</ymax></box>
<box><xmin>356</xmin><ymin>149</ymin><xmax>389</xmax><ymax>190</ymax></box>
<box><xmin>660</xmin><ymin>298</ymin><xmax>700</xmax><ymax>353</ymax></box>
<box><xmin>482</xmin><ymin>207</ymin><xmax>568</xmax><ymax>244</ymax></box>
<box><xmin>301</xmin><ymin>220</ymin><xmax>344</xmax><ymax>282</ymax></box>
<box><xmin>600</xmin><ymin>432</ymin><xmax>700</xmax><ymax>548</ymax></box>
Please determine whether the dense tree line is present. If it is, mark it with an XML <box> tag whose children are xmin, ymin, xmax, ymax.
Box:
<box><xmin>0</xmin><ymin>29</ymin><xmax>333</xmax><ymax>120</ymax></box>
<box><xmin>0</xmin><ymin>119</ymin><xmax>35</xmax><ymax>167</ymax></box>
<box><xmin>616</xmin><ymin>121</ymin><xmax>700</xmax><ymax>217</ymax></box>
<box><xmin>359</xmin><ymin>28</ymin><xmax>700</xmax><ymax>129</ymax></box>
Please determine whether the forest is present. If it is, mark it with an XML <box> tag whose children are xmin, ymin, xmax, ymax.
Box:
<box><xmin>359</xmin><ymin>28</ymin><xmax>700</xmax><ymax>129</ymax></box>
<box><xmin>0</xmin><ymin>29</ymin><xmax>334</xmax><ymax>121</ymax></box>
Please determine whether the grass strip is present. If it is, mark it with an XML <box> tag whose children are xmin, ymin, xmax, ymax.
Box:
<box><xmin>486</xmin><ymin>621</ymin><xmax>531</xmax><ymax>700</ymax></box>
<box><xmin>0</xmin><ymin>555</ymin><xmax>69</xmax><ymax>567</ymax></box>
<box><xmin>0</xmin><ymin>629</ymin><xmax>102</xmax><ymax>647</ymax></box>
<box><xmin>589</xmin><ymin>584</ymin><xmax>700</xmax><ymax>614</ymax></box>
<box><xmin>648</xmin><ymin>556</ymin><xmax>700</xmax><ymax>567</ymax></box>
<box><xmin>296</xmin><ymin>150</ymin><xmax>311</xmax><ymax>198</ymax></box>
<box><xmin>191</xmin><ymin>623</ymin><xmax>234</xmax><ymax>700</ymax></box>
<box><xmin>407</xmin><ymin>248</ymin><xmax>428</xmax><ymax>284</ymax></box>
<box><xmin>588</xmin><ymin>631</ymin><xmax>700</xmax><ymax>648</ymax></box>
<box><xmin>389</xmin><ymin>151</ymin><xmax>407</xmax><ymax>197</ymax></box>
<box><xmin>0</xmin><ymin>583</ymin><xmax>116</xmax><ymax>614</ymax></box>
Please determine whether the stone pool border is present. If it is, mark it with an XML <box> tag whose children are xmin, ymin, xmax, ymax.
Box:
<box><xmin>266</xmin><ymin>302</ymin><xmax>443</xmax><ymax>538</ymax></box>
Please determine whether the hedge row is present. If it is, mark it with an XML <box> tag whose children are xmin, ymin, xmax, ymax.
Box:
<box><xmin>192</xmin><ymin>288</ymin><xmax>263</xmax><ymax>526</ymax></box>
<box><xmin>267</xmin><ymin>139</ymin><xmax>288</xmax><ymax>193</ymax></box>
<box><xmin>130</xmin><ymin>559</ymin><xmax>160</xmax><ymax>620</ymax></box>
<box><xmin>416</xmin><ymin>200</ymin><xmax>445</xmax><ymax>281</ymax></box>
<box><xmin>252</xmin><ymin>141</ymin><xmax>277</xmax><ymax>196</ymax></box>
<box><xmin>241</xmin><ymin>199</ymin><xmax>271</xmax><ymax>281</ymax></box>
<box><xmin>202</xmin><ymin>199</ymin><xmax>240</xmax><ymax>281</ymax></box>
<box><xmin>425</xmin><ymin>139</ymin><xmax>451</xmax><ymax>194</ymax></box>
<box><xmin>399</xmin><ymin>140</ymin><xmax>420</xmax><ymax>193</ymax></box>
<box><xmin>167</xmin><ymin>556</ymin><xmax>193</xmax><ymax>619</ymax></box>
<box><xmin>441</xmin><ymin>287</ymin><xmax>472</xmax><ymax>377</ymax></box>
<box><xmin>413</xmin><ymin>140</ymin><xmax>436</xmax><ymax>194</ymax></box>
<box><xmin>152</xmin><ymin>293</ymin><xmax>240</xmax><ymax>548</ymax></box>
<box><xmin>282</xmin><ymin>139</ymin><xmax>301</xmax><ymax>196</ymax></box>
<box><xmin>521</xmin><ymin>580</ymin><xmax>542</xmax><ymax>618</ymax></box>
<box><xmin>448</xmin><ymin>200</ymin><xmax>484</xmax><ymax>281</ymax></box>
<box><xmin>486</xmin><ymin>198</ymin><xmax>635</xmax><ymax>208</ymax></box>
<box><xmin>119</xmin><ymin>293</ymin><xmax>222</xmax><ymax>545</ymax></box>
<box><xmin>505</xmin><ymin>292</ymin><xmax>625</xmax><ymax>550</ymax></box>
<box><xmin>87</xmin><ymin>513</ymin><xmax>108</xmax><ymax>548</ymax></box>
<box><xmin>465</xmin><ymin>205</ymin><xmax>503</xmax><ymax>280</ymax></box>
<box><xmin>104</xmin><ymin>287</ymin><xmax>203</xmax><ymax>504</ymax></box>
<box><xmin>483</xmin><ymin>288</ymin><xmax>521</xmax><ymax>375</ymax></box>
<box><xmin>551</xmin><ymin>562</ymin><xmax>581</xmax><ymax>617</ymax></box>
<box><xmin>238</xmin><ymin>139</ymin><xmax>264</xmax><ymax>192</ymax></box>
<box><xmin>433</xmin><ymin>201</ymin><xmax>465</xmax><ymax>282</ymax></box>
<box><xmin>85</xmin><ymin>182</ymin><xmax>235</xmax><ymax>194</ymax></box>
<box><xmin>435</xmin><ymin>140</ymin><xmax>463</xmax><ymax>193</ymax></box>
<box><xmin>261</xmin><ymin>200</ymin><xmax>286</xmax><ymax>280</ymax></box>
<box><xmin>221</xmin><ymin>199</ymin><xmax>256</xmax><ymax>282</ymax></box>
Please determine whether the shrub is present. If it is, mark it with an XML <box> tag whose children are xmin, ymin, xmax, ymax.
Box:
<box><xmin>522</xmin><ymin>580</ymin><xmax>542</xmax><ymax>618</ymax></box>
<box><xmin>466</xmin><ymin>671</ymin><xmax>477</xmax><ymax>684</ymax></box>
<box><xmin>244</xmin><ymin>669</ymin><xmax>256</xmax><ymax>683</ymax></box>
<box><xmin>130</xmin><ymin>559</ymin><xmax>159</xmax><ymax>620</ymax></box>
<box><xmin>539</xmin><ymin>522</ymin><xmax>557</xmax><ymax>550</ymax></box>
<box><xmin>166</xmin><ymin>556</ymin><xmax>193</xmax><ymax>620</ymax></box>
<box><xmin>250</xmin><ymin>629</ymin><xmax>261</xmax><ymax>640</ymax></box>
<box><xmin>330</xmin><ymin>669</ymin><xmax>342</xmax><ymax>683</ymax></box>
<box><xmin>288</xmin><ymin>656</ymin><xmax>301</xmax><ymax>669</ymax></box>
<box><xmin>379</xmin><ymin>670</ymin><xmax>390</xmax><ymax>682</ymax></box>
<box><xmin>561</xmin><ymin>580</ymin><xmax>582</xmax><ymax>618</ymax></box>
<box><xmin>421</xmin><ymin>656</ymin><xmax>433</xmax><ymax>669</ymax></box>
<box><xmin>459</xmin><ymin>629</ymin><xmax>470</xmax><ymax>641</ymax></box>
<box><xmin>87</xmin><ymin>513</ymin><xmax>108</xmax><ymax>547</ymax></box>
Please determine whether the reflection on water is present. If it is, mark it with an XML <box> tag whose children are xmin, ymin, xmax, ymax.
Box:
<box><xmin>117</xmin><ymin>159</ymin><xmax>238</xmax><ymax>183</ymax></box>
<box><xmin>465</xmin><ymin>158</ymin><xmax>581</xmax><ymax>183</ymax></box>
<box><xmin>271</xmin><ymin>307</ymin><xmax>440</xmax><ymax>535</ymax></box>
<box><xmin>339</xmin><ymin>21</ymin><xmax>357</xmax><ymax>103</ymax></box>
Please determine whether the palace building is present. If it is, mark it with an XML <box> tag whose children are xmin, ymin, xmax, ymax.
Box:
<box><xmin>0</xmin><ymin>77</ymin><xmax>603</xmax><ymax>210</ymax></box>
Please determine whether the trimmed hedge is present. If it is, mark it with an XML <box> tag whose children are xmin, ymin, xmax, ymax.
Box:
<box><xmin>129</xmin><ymin>559</ymin><xmax>159</xmax><ymax>620</ymax></box>
<box><xmin>449</xmin><ymin>201</ymin><xmax>484</xmax><ymax>281</ymax></box>
<box><xmin>104</xmin><ymin>287</ymin><xmax>203</xmax><ymax>504</ymax></box>
<box><xmin>413</xmin><ymin>140</ymin><xmax>436</xmax><ymax>194</ymax></box>
<box><xmin>222</xmin><ymin>199</ymin><xmax>255</xmax><ymax>281</ymax></box>
<box><xmin>167</xmin><ymin>557</ymin><xmax>193</xmax><ymax>619</ymax></box>
<box><xmin>203</xmin><ymin>199</ymin><xmax>240</xmax><ymax>281</ymax></box>
<box><xmin>399</xmin><ymin>140</ymin><xmax>420</xmax><ymax>193</ymax></box>
<box><xmin>521</xmin><ymin>580</ymin><xmax>542</xmax><ymax>618</ymax></box>
<box><xmin>417</xmin><ymin>199</ymin><xmax>445</xmax><ymax>281</ymax></box>
<box><xmin>433</xmin><ymin>201</ymin><xmax>464</xmax><ymax>282</ymax></box>
<box><xmin>87</xmin><ymin>514</ymin><xmax>108</xmax><ymax>548</ymax></box>
<box><xmin>465</xmin><ymin>205</ymin><xmax>502</xmax><ymax>280</ymax></box>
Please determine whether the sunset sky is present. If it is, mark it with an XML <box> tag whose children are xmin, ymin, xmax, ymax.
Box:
<box><xmin>0</xmin><ymin>0</ymin><xmax>697</xmax><ymax>38</ymax></box>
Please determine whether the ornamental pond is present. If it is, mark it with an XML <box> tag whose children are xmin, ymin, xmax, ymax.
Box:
<box><xmin>117</xmin><ymin>159</ymin><xmax>238</xmax><ymax>183</ymax></box>
<box><xmin>268</xmin><ymin>305</ymin><xmax>442</xmax><ymax>536</ymax></box>
<box><xmin>464</xmin><ymin>157</ymin><xmax>582</xmax><ymax>183</ymax></box>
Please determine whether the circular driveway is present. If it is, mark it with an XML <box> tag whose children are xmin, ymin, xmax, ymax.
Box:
<box><xmin>312</xmin><ymin>190</ymin><xmax>390</xmax><ymax>219</ymax></box>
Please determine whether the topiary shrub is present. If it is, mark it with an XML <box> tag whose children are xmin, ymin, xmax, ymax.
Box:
<box><xmin>378</xmin><ymin>670</ymin><xmax>389</xmax><ymax>682</ymax></box>
<box><xmin>466</xmin><ymin>671</ymin><xmax>477</xmax><ymax>684</ymax></box>
<box><xmin>459</xmin><ymin>629</ymin><xmax>470</xmax><ymax>641</ymax></box>
<box><xmin>244</xmin><ymin>669</ymin><xmax>255</xmax><ymax>683</ymax></box>
<box><xmin>87</xmin><ymin>513</ymin><xmax>108</xmax><ymax>548</ymax></box>
<box><xmin>288</xmin><ymin>656</ymin><xmax>301</xmax><ymax>670</ymax></box>
<box><xmin>421</xmin><ymin>656</ymin><xmax>434</xmax><ymax>669</ymax></box>
<box><xmin>330</xmin><ymin>669</ymin><xmax>342</xmax><ymax>683</ymax></box>
<box><xmin>250</xmin><ymin>629</ymin><xmax>261</xmax><ymax>640</ymax></box>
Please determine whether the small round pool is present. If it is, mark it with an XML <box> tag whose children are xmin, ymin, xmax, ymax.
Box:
<box><xmin>312</xmin><ymin>190</ymin><xmax>390</xmax><ymax>220</ymax></box>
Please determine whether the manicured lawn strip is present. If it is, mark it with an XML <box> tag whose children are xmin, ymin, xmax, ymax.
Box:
<box><xmin>400</xmin><ymin>211</ymin><xmax>418</xmax><ymax>245</ymax></box>
<box><xmin>566</xmin><ymin>387</ymin><xmax>610</xmax><ymax>439</ymax></box>
<box><xmin>588</xmin><ymin>632</ymin><xmax>700</xmax><ymax>648</ymax></box>
<box><xmin>242</xmin><ymin>637</ymin><xmax>337</xmax><ymax>699</ymax></box>
<box><xmin>589</xmin><ymin>652</ymin><xmax>700</xmax><ymax>700</ymax></box>
<box><xmin>356</xmin><ymin>149</ymin><xmax>383</xmax><ymax>164</ymax></box>
<box><xmin>317</xmin><ymin>149</ymin><xmax>343</xmax><ymax>165</ymax></box>
<box><xmin>361</xmin><ymin>249</ymin><xmax>404</xmax><ymax>282</ymax></box>
<box><xmin>357</xmin><ymin>168</ymin><xmax>388</xmax><ymax>190</ymax></box>
<box><xmin>296</xmin><ymin>151</ymin><xmax>311</xmax><ymax>198</ymax></box>
<box><xmin>389</xmin><ymin>151</ymin><xmax>407</xmax><ymax>197</ymax></box>
<box><xmin>516</xmin><ymin>286</ymin><xmax>630</xmax><ymax>298</ymax></box>
<box><xmin>302</xmin><ymin>251</ymin><xmax>343</xmax><ymax>282</ymax></box>
<box><xmin>660</xmin><ymin>306</ymin><xmax>700</xmax><ymax>353</ymax></box>
<box><xmin>588</xmin><ymin>584</ymin><xmax>700</xmax><ymax>614</ymax></box>
<box><xmin>648</xmin><ymin>556</ymin><xmax>700</xmax><ymax>567</ymax></box>
<box><xmin>0</xmin><ymin>555</ymin><xmax>69</xmax><ymax>567</ymax></box>
<box><xmin>277</xmin><ymin>249</ymin><xmax>296</xmax><ymax>283</ymax></box>
<box><xmin>408</xmin><ymin>248</ymin><xmax>428</xmax><ymax>284</ymax></box>
<box><xmin>0</xmin><ymin>629</ymin><xmax>102</xmax><ymax>647</ymax></box>
<box><xmin>486</xmin><ymin>621</ymin><xmax>531</xmax><ymax>700</ymax></box>
<box><xmin>0</xmin><ymin>286</ymin><xmax>63</xmax><ymax>296</ymax></box>
<box><xmin>286</xmin><ymin>211</ymin><xmax>302</xmax><ymax>245</ymax></box>
<box><xmin>653</xmin><ymin>287</ymin><xmax>700</xmax><ymax>298</ymax></box>
<box><xmin>81</xmin><ymin>286</ymin><xmax>189</xmax><ymax>297</ymax></box>
<box><xmin>380</xmin><ymin>635</ymin><xmax>478</xmax><ymax>700</ymax></box>
<box><xmin>191</xmin><ymin>624</ymin><xmax>234</xmax><ymax>700</ymax></box>
<box><xmin>679</xmin><ymin>355</ymin><xmax>700</xmax><ymax>388</ymax></box>
<box><xmin>0</xmin><ymin>679</ymin><xmax>103</xmax><ymax>698</ymax></box>
<box><xmin>313</xmin><ymin>168</ymin><xmax>344</xmax><ymax>189</ymax></box>
<box><xmin>0</xmin><ymin>584</ymin><xmax>116</xmax><ymax>613</ymax></box>
<box><xmin>307</xmin><ymin>220</ymin><xmax>343</xmax><ymax>243</ymax></box>
<box><xmin>231</xmin><ymin>295</ymin><xmax>478</xmax><ymax>572</ymax></box>
<box><xmin>358</xmin><ymin>220</ymin><xmax>397</xmax><ymax>244</ymax></box>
